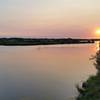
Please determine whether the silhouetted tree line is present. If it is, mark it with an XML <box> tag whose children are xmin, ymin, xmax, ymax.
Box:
<box><xmin>0</xmin><ymin>38</ymin><xmax>94</xmax><ymax>46</ymax></box>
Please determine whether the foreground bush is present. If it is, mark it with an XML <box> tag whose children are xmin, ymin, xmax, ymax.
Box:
<box><xmin>77</xmin><ymin>50</ymin><xmax>100</xmax><ymax>100</ymax></box>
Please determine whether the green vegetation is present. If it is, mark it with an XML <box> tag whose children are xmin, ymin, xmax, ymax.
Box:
<box><xmin>77</xmin><ymin>50</ymin><xmax>100</xmax><ymax>100</ymax></box>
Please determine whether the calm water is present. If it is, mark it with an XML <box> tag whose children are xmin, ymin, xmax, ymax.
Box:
<box><xmin>0</xmin><ymin>44</ymin><xmax>97</xmax><ymax>100</ymax></box>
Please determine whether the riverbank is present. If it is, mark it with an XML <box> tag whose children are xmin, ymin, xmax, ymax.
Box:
<box><xmin>77</xmin><ymin>74</ymin><xmax>100</xmax><ymax>100</ymax></box>
<box><xmin>77</xmin><ymin>51</ymin><xmax>100</xmax><ymax>100</ymax></box>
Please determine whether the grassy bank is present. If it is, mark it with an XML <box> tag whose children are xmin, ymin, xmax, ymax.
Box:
<box><xmin>77</xmin><ymin>51</ymin><xmax>100</xmax><ymax>100</ymax></box>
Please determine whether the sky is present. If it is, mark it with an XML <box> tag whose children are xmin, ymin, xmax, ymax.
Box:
<box><xmin>0</xmin><ymin>0</ymin><xmax>100</xmax><ymax>38</ymax></box>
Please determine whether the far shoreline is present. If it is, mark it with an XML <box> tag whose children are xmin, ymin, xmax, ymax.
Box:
<box><xmin>0</xmin><ymin>38</ymin><xmax>97</xmax><ymax>46</ymax></box>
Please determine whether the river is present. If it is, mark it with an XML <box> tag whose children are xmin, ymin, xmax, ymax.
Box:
<box><xmin>0</xmin><ymin>44</ymin><xmax>97</xmax><ymax>100</ymax></box>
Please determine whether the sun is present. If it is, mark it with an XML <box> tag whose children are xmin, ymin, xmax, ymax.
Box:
<box><xmin>95</xmin><ymin>28</ymin><xmax>100</xmax><ymax>36</ymax></box>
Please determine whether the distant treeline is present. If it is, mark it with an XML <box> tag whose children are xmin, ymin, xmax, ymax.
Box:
<box><xmin>0</xmin><ymin>38</ymin><xmax>94</xmax><ymax>46</ymax></box>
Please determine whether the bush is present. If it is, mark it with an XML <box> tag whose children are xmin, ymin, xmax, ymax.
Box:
<box><xmin>77</xmin><ymin>50</ymin><xmax>100</xmax><ymax>100</ymax></box>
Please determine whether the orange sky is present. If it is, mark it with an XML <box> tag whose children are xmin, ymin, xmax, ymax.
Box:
<box><xmin>0</xmin><ymin>0</ymin><xmax>100</xmax><ymax>38</ymax></box>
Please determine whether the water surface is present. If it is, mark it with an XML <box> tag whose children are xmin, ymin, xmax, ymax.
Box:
<box><xmin>0</xmin><ymin>44</ymin><xmax>97</xmax><ymax>100</ymax></box>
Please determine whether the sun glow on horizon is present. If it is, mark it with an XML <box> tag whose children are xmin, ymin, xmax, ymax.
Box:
<box><xmin>95</xmin><ymin>28</ymin><xmax>100</xmax><ymax>37</ymax></box>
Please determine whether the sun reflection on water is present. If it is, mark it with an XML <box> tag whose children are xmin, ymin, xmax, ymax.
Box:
<box><xmin>96</xmin><ymin>41</ymin><xmax>100</xmax><ymax>51</ymax></box>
